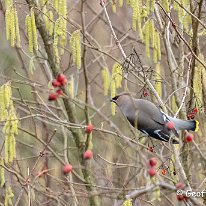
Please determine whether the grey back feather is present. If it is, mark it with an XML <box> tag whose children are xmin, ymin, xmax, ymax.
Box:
<box><xmin>116</xmin><ymin>95</ymin><xmax>165</xmax><ymax>129</ymax></box>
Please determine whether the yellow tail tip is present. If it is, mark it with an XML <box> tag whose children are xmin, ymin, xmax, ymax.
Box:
<box><xmin>195</xmin><ymin>120</ymin><xmax>199</xmax><ymax>132</ymax></box>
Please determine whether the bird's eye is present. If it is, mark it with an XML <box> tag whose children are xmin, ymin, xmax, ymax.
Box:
<box><xmin>112</xmin><ymin>96</ymin><xmax>119</xmax><ymax>101</ymax></box>
<box><xmin>110</xmin><ymin>96</ymin><xmax>119</xmax><ymax>103</ymax></box>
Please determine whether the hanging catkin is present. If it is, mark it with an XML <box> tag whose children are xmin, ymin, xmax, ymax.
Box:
<box><xmin>112</xmin><ymin>62</ymin><xmax>122</xmax><ymax>89</ymax></box>
<box><xmin>70</xmin><ymin>30</ymin><xmax>81</xmax><ymax>69</ymax></box>
<box><xmin>102</xmin><ymin>67</ymin><xmax>110</xmax><ymax>96</ymax></box>
<box><xmin>193</xmin><ymin>54</ymin><xmax>204</xmax><ymax>104</ymax></box>
<box><xmin>111</xmin><ymin>80</ymin><xmax>116</xmax><ymax>116</ymax></box>
<box><xmin>154</xmin><ymin>62</ymin><xmax>162</xmax><ymax>98</ymax></box>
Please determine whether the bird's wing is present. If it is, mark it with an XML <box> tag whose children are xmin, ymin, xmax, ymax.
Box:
<box><xmin>135</xmin><ymin>100</ymin><xmax>179</xmax><ymax>137</ymax></box>
<box><xmin>135</xmin><ymin>99</ymin><xmax>165</xmax><ymax>125</ymax></box>
<box><xmin>140</xmin><ymin>128</ymin><xmax>178</xmax><ymax>144</ymax></box>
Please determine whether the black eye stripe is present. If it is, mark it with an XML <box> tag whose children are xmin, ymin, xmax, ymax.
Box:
<box><xmin>112</xmin><ymin>96</ymin><xmax>119</xmax><ymax>101</ymax></box>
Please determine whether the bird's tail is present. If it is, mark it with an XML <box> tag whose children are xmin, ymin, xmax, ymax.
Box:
<box><xmin>169</xmin><ymin>117</ymin><xmax>199</xmax><ymax>131</ymax></box>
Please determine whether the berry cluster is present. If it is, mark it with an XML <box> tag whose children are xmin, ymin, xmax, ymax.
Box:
<box><xmin>187</xmin><ymin>107</ymin><xmax>198</xmax><ymax>120</ymax></box>
<box><xmin>48</xmin><ymin>74</ymin><xmax>67</xmax><ymax>101</ymax></box>
<box><xmin>159</xmin><ymin>159</ymin><xmax>177</xmax><ymax>176</ymax></box>
<box><xmin>143</xmin><ymin>90</ymin><xmax>149</xmax><ymax>97</ymax></box>
<box><xmin>147</xmin><ymin>146</ymin><xmax>155</xmax><ymax>153</ymax></box>
<box><xmin>63</xmin><ymin>124</ymin><xmax>94</xmax><ymax>175</ymax></box>
<box><xmin>148</xmin><ymin>157</ymin><xmax>157</xmax><ymax>177</ymax></box>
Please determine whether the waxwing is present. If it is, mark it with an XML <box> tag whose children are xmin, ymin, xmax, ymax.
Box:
<box><xmin>111</xmin><ymin>93</ymin><xmax>198</xmax><ymax>144</ymax></box>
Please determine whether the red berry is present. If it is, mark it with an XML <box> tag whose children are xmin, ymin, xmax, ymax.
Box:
<box><xmin>52</xmin><ymin>79</ymin><xmax>61</xmax><ymax>87</ymax></box>
<box><xmin>184</xmin><ymin>133</ymin><xmax>193</xmax><ymax>142</ymax></box>
<box><xmin>176</xmin><ymin>195</ymin><xmax>185</xmax><ymax>201</ymax></box>
<box><xmin>63</xmin><ymin>164</ymin><xmax>73</xmax><ymax>174</ymax></box>
<box><xmin>143</xmin><ymin>90</ymin><xmax>149</xmax><ymax>97</ymax></box>
<box><xmin>161</xmin><ymin>169</ymin><xmax>167</xmax><ymax>175</ymax></box>
<box><xmin>147</xmin><ymin>146</ymin><xmax>155</xmax><ymax>152</ymax></box>
<box><xmin>148</xmin><ymin>168</ymin><xmax>156</xmax><ymax>177</ymax></box>
<box><xmin>84</xmin><ymin>150</ymin><xmax>93</xmax><ymax>160</ymax></box>
<box><xmin>166</xmin><ymin>121</ymin><xmax>175</xmax><ymax>130</ymax></box>
<box><xmin>149</xmin><ymin>157</ymin><xmax>157</xmax><ymax>167</ymax></box>
<box><xmin>85</xmin><ymin>124</ymin><xmax>94</xmax><ymax>134</ymax></box>
<box><xmin>48</xmin><ymin>93</ymin><xmax>58</xmax><ymax>101</ymax></box>
<box><xmin>57</xmin><ymin>74</ymin><xmax>67</xmax><ymax>86</ymax></box>
<box><xmin>56</xmin><ymin>89</ymin><xmax>63</xmax><ymax>95</ymax></box>
<box><xmin>176</xmin><ymin>182</ymin><xmax>185</xmax><ymax>189</ymax></box>
<box><xmin>193</xmin><ymin>107</ymin><xmax>198</xmax><ymax>114</ymax></box>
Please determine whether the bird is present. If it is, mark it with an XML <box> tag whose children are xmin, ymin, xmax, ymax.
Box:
<box><xmin>111</xmin><ymin>93</ymin><xmax>199</xmax><ymax>144</ymax></box>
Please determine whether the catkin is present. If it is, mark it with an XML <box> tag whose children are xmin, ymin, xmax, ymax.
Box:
<box><xmin>135</xmin><ymin>0</ymin><xmax>143</xmax><ymax>41</ymax></box>
<box><xmin>154</xmin><ymin>62</ymin><xmax>162</xmax><ymax>98</ymax></box>
<box><xmin>111</xmin><ymin>0</ymin><xmax>116</xmax><ymax>13</ymax></box>
<box><xmin>126</xmin><ymin>0</ymin><xmax>130</xmax><ymax>6</ymax></box>
<box><xmin>58</xmin><ymin>0</ymin><xmax>67</xmax><ymax>17</ymax></box>
<box><xmin>53</xmin><ymin>0</ymin><xmax>59</xmax><ymax>11</ymax></box>
<box><xmin>123</xmin><ymin>199</ymin><xmax>132</xmax><ymax>206</ymax></box>
<box><xmin>53</xmin><ymin>18</ymin><xmax>61</xmax><ymax>64</ymax></box>
<box><xmin>0</xmin><ymin>83</ymin><xmax>18</xmax><ymax>164</ymax></box>
<box><xmin>119</xmin><ymin>0</ymin><xmax>123</xmax><ymax>7</ymax></box>
<box><xmin>48</xmin><ymin>11</ymin><xmax>54</xmax><ymax>36</ymax></box>
<box><xmin>9</xmin><ymin>134</ymin><xmax>14</xmax><ymax>162</ymax></box>
<box><xmin>153</xmin><ymin>30</ymin><xmax>157</xmax><ymax>63</ymax></box>
<box><xmin>102</xmin><ymin>67</ymin><xmax>110</xmax><ymax>95</ymax></box>
<box><xmin>112</xmin><ymin>62</ymin><xmax>122</xmax><ymax>89</ymax></box>
<box><xmin>70</xmin><ymin>34</ymin><xmax>76</xmax><ymax>63</ymax></box>
<box><xmin>130</xmin><ymin>0</ymin><xmax>135</xmax><ymax>7</ymax></box>
<box><xmin>5</xmin><ymin>186</ymin><xmax>14</xmax><ymax>206</ymax></box>
<box><xmin>68</xmin><ymin>75</ymin><xmax>74</xmax><ymax>98</ymax></box>
<box><xmin>143</xmin><ymin>21</ymin><xmax>150</xmax><ymax>58</ymax></box>
<box><xmin>193</xmin><ymin>66</ymin><xmax>203</xmax><ymax>104</ymax></box>
<box><xmin>181</xmin><ymin>0</ymin><xmax>187</xmax><ymax>7</ymax></box>
<box><xmin>14</xmin><ymin>7</ymin><xmax>21</xmax><ymax>47</ymax></box>
<box><xmin>146</xmin><ymin>0</ymin><xmax>150</xmax><ymax>15</ymax></box>
<box><xmin>26</xmin><ymin>15</ymin><xmax>33</xmax><ymax>53</ymax></box>
<box><xmin>53</xmin><ymin>18</ymin><xmax>60</xmax><ymax>46</ymax></box>
<box><xmin>150</xmin><ymin>184</ymin><xmax>161</xmax><ymax>201</ymax></box>
<box><xmin>162</xmin><ymin>0</ymin><xmax>169</xmax><ymax>13</ymax></box>
<box><xmin>5</xmin><ymin>9</ymin><xmax>11</xmax><ymax>40</ymax></box>
<box><xmin>153</xmin><ymin>48</ymin><xmax>157</xmax><ymax>63</ymax></box>
<box><xmin>193</xmin><ymin>54</ymin><xmax>204</xmax><ymax>104</ymax></box>
<box><xmin>10</xmin><ymin>6</ymin><xmax>16</xmax><ymax>47</ymax></box>
<box><xmin>156</xmin><ymin>31</ymin><xmax>161</xmax><ymax>60</ymax></box>
<box><xmin>31</xmin><ymin>9</ymin><xmax>38</xmax><ymax>51</ymax></box>
<box><xmin>5</xmin><ymin>0</ymin><xmax>12</xmax><ymax>9</ymax></box>
<box><xmin>5</xmin><ymin>135</ymin><xmax>9</xmax><ymax>164</ymax></box>
<box><xmin>183</xmin><ymin>13</ymin><xmax>191</xmax><ymax>33</ymax></box>
<box><xmin>43</xmin><ymin>7</ymin><xmax>49</xmax><ymax>31</ymax></box>
<box><xmin>75</xmin><ymin>31</ymin><xmax>81</xmax><ymax>69</ymax></box>
<box><xmin>171</xmin><ymin>95</ymin><xmax>178</xmax><ymax>113</ymax></box>
<box><xmin>132</xmin><ymin>3</ymin><xmax>138</xmax><ymax>31</ymax></box>
<box><xmin>0</xmin><ymin>157</ymin><xmax>5</xmax><ymax>187</ymax></box>
<box><xmin>202</xmin><ymin>62</ymin><xmax>206</xmax><ymax>88</ymax></box>
<box><xmin>151</xmin><ymin>0</ymin><xmax>155</xmax><ymax>12</ymax></box>
<box><xmin>149</xmin><ymin>20</ymin><xmax>155</xmax><ymax>48</ymax></box>
<box><xmin>111</xmin><ymin>80</ymin><xmax>116</xmax><ymax>116</ymax></box>
<box><xmin>70</xmin><ymin>30</ymin><xmax>81</xmax><ymax>69</ymax></box>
